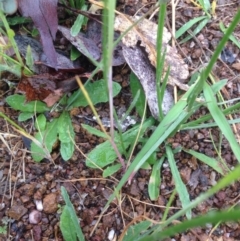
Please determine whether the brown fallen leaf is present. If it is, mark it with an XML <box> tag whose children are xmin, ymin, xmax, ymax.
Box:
<box><xmin>14</xmin><ymin>35</ymin><xmax>84</xmax><ymax>73</ymax></box>
<box><xmin>114</xmin><ymin>14</ymin><xmax>189</xmax><ymax>90</ymax></box>
<box><xmin>17</xmin><ymin>74</ymin><xmax>57</xmax><ymax>102</ymax></box>
<box><xmin>18</xmin><ymin>0</ymin><xmax>58</xmax><ymax>68</ymax></box>
<box><xmin>58</xmin><ymin>25</ymin><xmax>101</xmax><ymax>62</ymax></box>
<box><xmin>16</xmin><ymin>73</ymin><xmax>89</xmax><ymax>107</ymax></box>
<box><xmin>58</xmin><ymin>20</ymin><xmax>125</xmax><ymax>66</ymax></box>
<box><xmin>16</xmin><ymin>74</ymin><xmax>67</xmax><ymax>107</ymax></box>
<box><xmin>43</xmin><ymin>89</ymin><xmax>63</xmax><ymax>107</ymax></box>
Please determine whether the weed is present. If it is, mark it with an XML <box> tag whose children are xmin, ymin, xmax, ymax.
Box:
<box><xmin>5</xmin><ymin>79</ymin><xmax>121</xmax><ymax>162</ymax></box>
<box><xmin>60</xmin><ymin>186</ymin><xmax>85</xmax><ymax>241</ymax></box>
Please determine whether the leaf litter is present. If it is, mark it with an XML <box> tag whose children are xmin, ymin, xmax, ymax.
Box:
<box><xmin>113</xmin><ymin>13</ymin><xmax>189</xmax><ymax>118</ymax></box>
<box><xmin>12</xmin><ymin>4</ymin><xmax>190</xmax><ymax>118</ymax></box>
<box><xmin>18</xmin><ymin>0</ymin><xmax>58</xmax><ymax>68</ymax></box>
<box><xmin>114</xmin><ymin>14</ymin><xmax>189</xmax><ymax>90</ymax></box>
<box><xmin>58</xmin><ymin>13</ymin><xmax>189</xmax><ymax>118</ymax></box>
<box><xmin>58</xmin><ymin>19</ymin><xmax>126</xmax><ymax>66</ymax></box>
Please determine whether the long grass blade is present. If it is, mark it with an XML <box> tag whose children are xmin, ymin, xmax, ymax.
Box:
<box><xmin>175</xmin><ymin>16</ymin><xmax>206</xmax><ymax>39</ymax></box>
<box><xmin>139</xmin><ymin>164</ymin><xmax>240</xmax><ymax>240</ymax></box>
<box><xmin>166</xmin><ymin>146</ymin><xmax>191</xmax><ymax>219</ymax></box>
<box><xmin>203</xmin><ymin>82</ymin><xmax>240</xmax><ymax>163</ymax></box>
<box><xmin>187</xmin><ymin>10</ymin><xmax>240</xmax><ymax>111</ymax></box>
<box><xmin>183</xmin><ymin>149</ymin><xmax>224</xmax><ymax>174</ymax></box>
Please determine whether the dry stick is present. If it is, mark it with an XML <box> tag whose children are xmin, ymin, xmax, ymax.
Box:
<box><xmin>118</xmin><ymin>215</ymin><xmax>162</xmax><ymax>241</ymax></box>
<box><xmin>128</xmin><ymin>195</ymin><xmax>180</xmax><ymax>209</ymax></box>
<box><xmin>58</xmin><ymin>2</ymin><xmax>103</xmax><ymax>24</ymax></box>
<box><xmin>171</xmin><ymin>0</ymin><xmax>180</xmax><ymax>48</ymax></box>
<box><xmin>10</xmin><ymin>149</ymin><xmax>23</xmax><ymax>206</ymax></box>
<box><xmin>56</xmin><ymin>177</ymin><xmax>118</xmax><ymax>184</ymax></box>
<box><xmin>134</xmin><ymin>1</ymin><xmax>157</xmax><ymax>17</ymax></box>
<box><xmin>118</xmin><ymin>193</ymin><xmax>127</xmax><ymax>228</ymax></box>
<box><xmin>0</xmin><ymin>112</ymin><xmax>53</xmax><ymax>161</ymax></box>
<box><xmin>171</xmin><ymin>0</ymin><xmax>180</xmax><ymax>103</ymax></box>
<box><xmin>69</xmin><ymin>128</ymin><xmax>106</xmax><ymax>171</ymax></box>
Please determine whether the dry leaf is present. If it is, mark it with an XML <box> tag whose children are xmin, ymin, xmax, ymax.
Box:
<box><xmin>18</xmin><ymin>0</ymin><xmax>58</xmax><ymax>68</ymax></box>
<box><xmin>17</xmin><ymin>74</ymin><xmax>57</xmax><ymax>102</ymax></box>
<box><xmin>58</xmin><ymin>21</ymin><xmax>125</xmax><ymax>66</ymax></box>
<box><xmin>14</xmin><ymin>35</ymin><xmax>83</xmax><ymax>72</ymax></box>
<box><xmin>123</xmin><ymin>45</ymin><xmax>174</xmax><ymax>119</ymax></box>
<box><xmin>58</xmin><ymin>25</ymin><xmax>101</xmax><ymax>62</ymax></box>
<box><xmin>43</xmin><ymin>89</ymin><xmax>63</xmax><ymax>107</ymax></box>
<box><xmin>114</xmin><ymin>14</ymin><xmax>189</xmax><ymax>90</ymax></box>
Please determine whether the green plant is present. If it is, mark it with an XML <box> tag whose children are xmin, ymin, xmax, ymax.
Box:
<box><xmin>0</xmin><ymin>216</ymin><xmax>13</xmax><ymax>235</ymax></box>
<box><xmin>0</xmin><ymin>224</ymin><xmax>7</xmax><ymax>235</ymax></box>
<box><xmin>60</xmin><ymin>186</ymin><xmax>85</xmax><ymax>241</ymax></box>
<box><xmin>175</xmin><ymin>0</ymin><xmax>213</xmax><ymax>43</ymax></box>
<box><xmin>5</xmin><ymin>79</ymin><xmax>121</xmax><ymax>162</ymax></box>
<box><xmin>0</xmin><ymin>9</ymin><xmax>32</xmax><ymax>76</ymax></box>
<box><xmin>94</xmin><ymin>4</ymin><xmax>240</xmax><ymax>240</ymax></box>
<box><xmin>1</xmin><ymin>0</ymin><xmax>240</xmax><ymax>240</ymax></box>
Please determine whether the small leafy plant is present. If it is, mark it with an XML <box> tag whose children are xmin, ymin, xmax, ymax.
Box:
<box><xmin>5</xmin><ymin>79</ymin><xmax>121</xmax><ymax>161</ymax></box>
<box><xmin>60</xmin><ymin>186</ymin><xmax>85</xmax><ymax>241</ymax></box>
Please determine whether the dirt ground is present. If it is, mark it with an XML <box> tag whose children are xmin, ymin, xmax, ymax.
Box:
<box><xmin>1</xmin><ymin>0</ymin><xmax>240</xmax><ymax>240</ymax></box>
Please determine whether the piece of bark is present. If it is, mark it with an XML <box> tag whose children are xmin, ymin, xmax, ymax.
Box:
<box><xmin>114</xmin><ymin>14</ymin><xmax>189</xmax><ymax>90</ymax></box>
<box><xmin>123</xmin><ymin>45</ymin><xmax>174</xmax><ymax>119</ymax></box>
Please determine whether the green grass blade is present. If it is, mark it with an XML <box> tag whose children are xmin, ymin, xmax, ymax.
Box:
<box><xmin>70</xmin><ymin>4</ymin><xmax>88</xmax><ymax>36</ymax></box>
<box><xmin>203</xmin><ymin>82</ymin><xmax>240</xmax><ymax>163</ymax></box>
<box><xmin>162</xmin><ymin>189</ymin><xmax>176</xmax><ymax>222</ymax></box>
<box><xmin>187</xmin><ymin>10</ymin><xmax>240</xmax><ymax>111</ymax></box>
<box><xmin>180</xmin><ymin>17</ymin><xmax>209</xmax><ymax>44</ymax></box>
<box><xmin>102</xmin><ymin>0</ymin><xmax>116</xmax><ymax>71</ymax></box>
<box><xmin>130</xmin><ymin>72</ymin><xmax>146</xmax><ymax>118</ymax></box>
<box><xmin>0</xmin><ymin>10</ymin><xmax>24</xmax><ymax>66</ymax></box>
<box><xmin>197</xmin><ymin>0</ymin><xmax>211</xmax><ymax>16</ymax></box>
<box><xmin>182</xmin><ymin>102</ymin><xmax>240</xmax><ymax>129</ymax></box>
<box><xmin>219</xmin><ymin>22</ymin><xmax>240</xmax><ymax>49</ymax></box>
<box><xmin>151</xmin><ymin>209</ymin><xmax>240</xmax><ymax>241</ymax></box>
<box><xmin>155</xmin><ymin>3</ymin><xmax>169</xmax><ymax>119</ymax></box>
<box><xmin>166</xmin><ymin>146</ymin><xmax>191</xmax><ymax>219</ymax></box>
<box><xmin>175</xmin><ymin>16</ymin><xmax>206</xmax><ymax>39</ymax></box>
<box><xmin>140</xmin><ymin>164</ymin><xmax>240</xmax><ymax>240</ymax></box>
<box><xmin>148</xmin><ymin>157</ymin><xmax>164</xmax><ymax>200</ymax></box>
<box><xmin>183</xmin><ymin>149</ymin><xmax>224</xmax><ymax>175</ymax></box>
<box><xmin>182</xmin><ymin>118</ymin><xmax>240</xmax><ymax>130</ymax></box>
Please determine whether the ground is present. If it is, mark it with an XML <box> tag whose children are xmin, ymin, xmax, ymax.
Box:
<box><xmin>0</xmin><ymin>0</ymin><xmax>240</xmax><ymax>240</ymax></box>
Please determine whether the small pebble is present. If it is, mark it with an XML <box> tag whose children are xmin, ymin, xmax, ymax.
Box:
<box><xmin>108</xmin><ymin>229</ymin><xmax>115</xmax><ymax>241</ymax></box>
<box><xmin>29</xmin><ymin>210</ymin><xmax>42</xmax><ymax>224</ymax></box>
<box><xmin>35</xmin><ymin>200</ymin><xmax>43</xmax><ymax>211</ymax></box>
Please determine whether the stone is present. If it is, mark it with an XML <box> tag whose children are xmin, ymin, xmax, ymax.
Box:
<box><xmin>43</xmin><ymin>193</ymin><xmax>58</xmax><ymax>214</ymax></box>
<box><xmin>7</xmin><ymin>205</ymin><xmax>27</xmax><ymax>220</ymax></box>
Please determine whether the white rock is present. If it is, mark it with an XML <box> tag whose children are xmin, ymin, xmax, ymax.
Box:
<box><xmin>108</xmin><ymin>229</ymin><xmax>115</xmax><ymax>241</ymax></box>
<box><xmin>34</xmin><ymin>200</ymin><xmax>43</xmax><ymax>211</ymax></box>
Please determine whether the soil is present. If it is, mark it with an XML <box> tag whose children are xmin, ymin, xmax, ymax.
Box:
<box><xmin>1</xmin><ymin>0</ymin><xmax>240</xmax><ymax>241</ymax></box>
